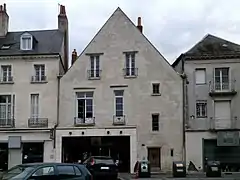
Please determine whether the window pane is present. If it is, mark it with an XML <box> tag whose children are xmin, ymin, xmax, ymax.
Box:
<box><xmin>32</xmin><ymin>166</ymin><xmax>54</xmax><ymax>177</ymax></box>
<box><xmin>90</xmin><ymin>56</ymin><xmax>95</xmax><ymax>70</ymax></box>
<box><xmin>76</xmin><ymin>92</ymin><xmax>85</xmax><ymax>98</ymax></box>
<box><xmin>116</xmin><ymin>110</ymin><xmax>123</xmax><ymax>117</ymax></box>
<box><xmin>116</xmin><ymin>97</ymin><xmax>123</xmax><ymax>104</ymax></box>
<box><xmin>114</xmin><ymin>90</ymin><xmax>124</xmax><ymax>96</ymax></box>
<box><xmin>116</xmin><ymin>104</ymin><xmax>123</xmax><ymax>111</ymax></box>
<box><xmin>86</xmin><ymin>99</ymin><xmax>92</xmax><ymax>106</ymax></box>
<box><xmin>86</xmin><ymin>92</ymin><xmax>93</xmax><ymax>97</ymax></box>
<box><xmin>74</xmin><ymin>166</ymin><xmax>82</xmax><ymax>176</ymax></box>
<box><xmin>78</xmin><ymin>99</ymin><xmax>85</xmax><ymax>118</ymax></box>
<box><xmin>57</xmin><ymin>165</ymin><xmax>75</xmax><ymax>175</ymax></box>
<box><xmin>126</xmin><ymin>54</ymin><xmax>130</xmax><ymax>68</ymax></box>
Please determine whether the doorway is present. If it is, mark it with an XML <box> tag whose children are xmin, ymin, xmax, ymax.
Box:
<box><xmin>148</xmin><ymin>147</ymin><xmax>161</xmax><ymax>169</ymax></box>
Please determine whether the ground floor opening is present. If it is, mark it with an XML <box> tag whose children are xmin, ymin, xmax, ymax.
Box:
<box><xmin>0</xmin><ymin>143</ymin><xmax>8</xmax><ymax>171</ymax></box>
<box><xmin>203</xmin><ymin>139</ymin><xmax>240</xmax><ymax>172</ymax></box>
<box><xmin>62</xmin><ymin>136</ymin><xmax>130</xmax><ymax>172</ymax></box>
<box><xmin>22</xmin><ymin>142</ymin><xmax>44</xmax><ymax>164</ymax></box>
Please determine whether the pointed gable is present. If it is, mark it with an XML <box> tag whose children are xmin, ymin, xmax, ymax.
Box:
<box><xmin>69</xmin><ymin>7</ymin><xmax>179</xmax><ymax>79</ymax></box>
<box><xmin>185</xmin><ymin>34</ymin><xmax>240</xmax><ymax>60</ymax></box>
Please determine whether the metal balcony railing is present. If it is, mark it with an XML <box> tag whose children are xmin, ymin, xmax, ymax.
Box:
<box><xmin>0</xmin><ymin>118</ymin><xmax>15</xmax><ymax>128</ymax></box>
<box><xmin>0</xmin><ymin>76</ymin><xmax>13</xmax><ymax>83</ymax></box>
<box><xmin>113</xmin><ymin>115</ymin><xmax>126</xmax><ymax>125</ymax></box>
<box><xmin>31</xmin><ymin>75</ymin><xmax>47</xmax><ymax>82</ymax></box>
<box><xmin>74</xmin><ymin>117</ymin><xmax>95</xmax><ymax>126</ymax></box>
<box><xmin>87</xmin><ymin>70</ymin><xmax>102</xmax><ymax>79</ymax></box>
<box><xmin>123</xmin><ymin>68</ymin><xmax>138</xmax><ymax>77</ymax></box>
<box><xmin>209</xmin><ymin>80</ymin><xmax>237</xmax><ymax>96</ymax></box>
<box><xmin>28</xmin><ymin>118</ymin><xmax>48</xmax><ymax>128</ymax></box>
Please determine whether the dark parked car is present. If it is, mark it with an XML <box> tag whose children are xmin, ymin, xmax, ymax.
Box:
<box><xmin>83</xmin><ymin>156</ymin><xmax>118</xmax><ymax>180</ymax></box>
<box><xmin>1</xmin><ymin>162</ymin><xmax>92</xmax><ymax>180</ymax></box>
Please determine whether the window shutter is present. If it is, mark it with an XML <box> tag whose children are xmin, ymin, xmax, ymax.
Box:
<box><xmin>195</xmin><ymin>69</ymin><xmax>206</xmax><ymax>84</ymax></box>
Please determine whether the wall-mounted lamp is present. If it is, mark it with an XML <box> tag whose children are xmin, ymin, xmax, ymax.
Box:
<box><xmin>190</xmin><ymin>115</ymin><xmax>195</xmax><ymax>119</ymax></box>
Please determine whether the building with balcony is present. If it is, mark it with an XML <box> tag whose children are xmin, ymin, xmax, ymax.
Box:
<box><xmin>0</xmin><ymin>4</ymin><xmax>68</xmax><ymax>169</ymax></box>
<box><xmin>173</xmin><ymin>34</ymin><xmax>240</xmax><ymax>172</ymax></box>
<box><xmin>56</xmin><ymin>8</ymin><xmax>183</xmax><ymax>173</ymax></box>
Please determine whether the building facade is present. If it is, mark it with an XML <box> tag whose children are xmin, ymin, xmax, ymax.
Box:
<box><xmin>173</xmin><ymin>34</ymin><xmax>240</xmax><ymax>172</ymax></box>
<box><xmin>0</xmin><ymin>4</ymin><xmax>68</xmax><ymax>169</ymax></box>
<box><xmin>56</xmin><ymin>8</ymin><xmax>184</xmax><ymax>173</ymax></box>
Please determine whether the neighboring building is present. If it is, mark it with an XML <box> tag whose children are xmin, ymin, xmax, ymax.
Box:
<box><xmin>0</xmin><ymin>4</ymin><xmax>68</xmax><ymax>169</ymax></box>
<box><xmin>56</xmin><ymin>7</ymin><xmax>183</xmax><ymax>173</ymax></box>
<box><xmin>173</xmin><ymin>34</ymin><xmax>240</xmax><ymax>172</ymax></box>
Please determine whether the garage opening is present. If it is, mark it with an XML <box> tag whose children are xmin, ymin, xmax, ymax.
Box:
<box><xmin>22</xmin><ymin>142</ymin><xmax>44</xmax><ymax>164</ymax></box>
<box><xmin>62</xmin><ymin>136</ymin><xmax>130</xmax><ymax>172</ymax></box>
<box><xmin>0</xmin><ymin>143</ymin><xmax>8</xmax><ymax>171</ymax></box>
<box><xmin>203</xmin><ymin>139</ymin><xmax>240</xmax><ymax>172</ymax></box>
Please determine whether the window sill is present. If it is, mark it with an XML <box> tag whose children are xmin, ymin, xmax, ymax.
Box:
<box><xmin>0</xmin><ymin>81</ymin><xmax>14</xmax><ymax>84</ymax></box>
<box><xmin>196</xmin><ymin>117</ymin><xmax>207</xmax><ymax>119</ymax></box>
<box><xmin>124</xmin><ymin>75</ymin><xmax>137</xmax><ymax>79</ymax></box>
<box><xmin>88</xmin><ymin>77</ymin><xmax>101</xmax><ymax>80</ymax></box>
<box><xmin>30</xmin><ymin>81</ymin><xmax>48</xmax><ymax>84</ymax></box>
<box><xmin>151</xmin><ymin>130</ymin><xmax>160</xmax><ymax>134</ymax></box>
<box><xmin>151</xmin><ymin>93</ymin><xmax>161</xmax><ymax>96</ymax></box>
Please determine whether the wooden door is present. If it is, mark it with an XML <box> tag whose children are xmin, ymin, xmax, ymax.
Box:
<box><xmin>148</xmin><ymin>147</ymin><xmax>161</xmax><ymax>169</ymax></box>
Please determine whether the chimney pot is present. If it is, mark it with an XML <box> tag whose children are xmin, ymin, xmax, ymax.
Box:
<box><xmin>138</xmin><ymin>17</ymin><xmax>141</xmax><ymax>26</ymax></box>
<box><xmin>3</xmin><ymin>3</ymin><xmax>6</xmax><ymax>12</ymax></box>
<box><xmin>71</xmin><ymin>49</ymin><xmax>78</xmax><ymax>65</ymax></box>
<box><xmin>137</xmin><ymin>17</ymin><xmax>143</xmax><ymax>33</ymax></box>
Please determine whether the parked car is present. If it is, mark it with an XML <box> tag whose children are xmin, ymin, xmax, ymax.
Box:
<box><xmin>83</xmin><ymin>156</ymin><xmax>118</xmax><ymax>180</ymax></box>
<box><xmin>1</xmin><ymin>162</ymin><xmax>92</xmax><ymax>180</ymax></box>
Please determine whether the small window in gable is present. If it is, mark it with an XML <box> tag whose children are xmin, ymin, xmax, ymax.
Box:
<box><xmin>20</xmin><ymin>33</ymin><xmax>33</xmax><ymax>51</ymax></box>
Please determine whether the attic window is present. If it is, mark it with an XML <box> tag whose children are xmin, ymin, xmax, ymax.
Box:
<box><xmin>20</xmin><ymin>33</ymin><xmax>33</xmax><ymax>50</ymax></box>
<box><xmin>222</xmin><ymin>44</ymin><xmax>228</xmax><ymax>47</ymax></box>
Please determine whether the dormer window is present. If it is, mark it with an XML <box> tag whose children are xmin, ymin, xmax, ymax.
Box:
<box><xmin>20</xmin><ymin>33</ymin><xmax>33</xmax><ymax>50</ymax></box>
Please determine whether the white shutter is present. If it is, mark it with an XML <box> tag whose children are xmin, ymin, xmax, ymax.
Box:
<box><xmin>195</xmin><ymin>69</ymin><xmax>206</xmax><ymax>84</ymax></box>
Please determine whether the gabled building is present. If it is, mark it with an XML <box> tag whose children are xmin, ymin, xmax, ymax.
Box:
<box><xmin>173</xmin><ymin>34</ymin><xmax>240</xmax><ymax>172</ymax></box>
<box><xmin>0</xmin><ymin>4</ymin><xmax>68</xmax><ymax>169</ymax></box>
<box><xmin>56</xmin><ymin>7</ymin><xmax>183</xmax><ymax>173</ymax></box>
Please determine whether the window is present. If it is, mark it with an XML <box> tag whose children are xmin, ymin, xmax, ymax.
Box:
<box><xmin>76</xmin><ymin>92</ymin><xmax>93</xmax><ymax>120</ymax></box>
<box><xmin>20</xmin><ymin>35</ymin><xmax>32</xmax><ymax>50</ymax></box>
<box><xmin>30</xmin><ymin>94</ymin><xmax>39</xmax><ymax>119</ymax></box>
<box><xmin>89</xmin><ymin>55</ymin><xmax>100</xmax><ymax>78</ymax></box>
<box><xmin>196</xmin><ymin>100</ymin><xmax>207</xmax><ymax>118</ymax></box>
<box><xmin>125</xmin><ymin>53</ymin><xmax>136</xmax><ymax>76</ymax></box>
<box><xmin>1</xmin><ymin>65</ymin><xmax>12</xmax><ymax>82</ymax></box>
<box><xmin>57</xmin><ymin>165</ymin><xmax>75</xmax><ymax>175</ymax></box>
<box><xmin>0</xmin><ymin>95</ymin><xmax>12</xmax><ymax>124</ymax></box>
<box><xmin>152</xmin><ymin>114</ymin><xmax>159</xmax><ymax>131</ymax></box>
<box><xmin>152</xmin><ymin>83</ymin><xmax>160</xmax><ymax>95</ymax></box>
<box><xmin>195</xmin><ymin>69</ymin><xmax>206</xmax><ymax>84</ymax></box>
<box><xmin>214</xmin><ymin>68</ymin><xmax>229</xmax><ymax>90</ymax></box>
<box><xmin>33</xmin><ymin>64</ymin><xmax>45</xmax><ymax>82</ymax></box>
<box><xmin>114</xmin><ymin>90</ymin><xmax>124</xmax><ymax>117</ymax></box>
<box><xmin>32</xmin><ymin>166</ymin><xmax>54</xmax><ymax>177</ymax></box>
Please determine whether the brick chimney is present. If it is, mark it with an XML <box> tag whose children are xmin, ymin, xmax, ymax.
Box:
<box><xmin>0</xmin><ymin>3</ymin><xmax>9</xmax><ymax>37</ymax></box>
<box><xmin>137</xmin><ymin>17</ymin><xmax>143</xmax><ymax>33</ymax></box>
<box><xmin>71</xmin><ymin>49</ymin><xmax>77</xmax><ymax>65</ymax></box>
<box><xmin>58</xmin><ymin>4</ymin><xmax>69</xmax><ymax>71</ymax></box>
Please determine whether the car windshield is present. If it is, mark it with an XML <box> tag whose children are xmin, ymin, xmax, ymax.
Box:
<box><xmin>2</xmin><ymin>166</ymin><xmax>34</xmax><ymax>180</ymax></box>
<box><xmin>95</xmin><ymin>157</ymin><xmax>114</xmax><ymax>165</ymax></box>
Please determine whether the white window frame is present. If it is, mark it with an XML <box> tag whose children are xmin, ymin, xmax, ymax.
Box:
<box><xmin>214</xmin><ymin>67</ymin><xmax>230</xmax><ymax>91</ymax></box>
<box><xmin>195</xmin><ymin>68</ymin><xmax>206</xmax><ymax>85</ymax></box>
<box><xmin>1</xmin><ymin>65</ymin><xmax>12</xmax><ymax>82</ymax></box>
<box><xmin>90</xmin><ymin>56</ymin><xmax>100</xmax><ymax>78</ymax></box>
<box><xmin>20</xmin><ymin>33</ymin><xmax>33</xmax><ymax>50</ymax></box>
<box><xmin>34</xmin><ymin>64</ymin><xmax>45</xmax><ymax>81</ymax></box>
<box><xmin>0</xmin><ymin>94</ymin><xmax>14</xmax><ymax>125</ymax></box>
<box><xmin>114</xmin><ymin>90</ymin><xmax>124</xmax><ymax>117</ymax></box>
<box><xmin>75</xmin><ymin>92</ymin><xmax>94</xmax><ymax>120</ymax></box>
<box><xmin>125</xmin><ymin>53</ymin><xmax>136</xmax><ymax>76</ymax></box>
<box><xmin>196</xmin><ymin>100</ymin><xmax>207</xmax><ymax>118</ymax></box>
<box><xmin>30</xmin><ymin>94</ymin><xmax>39</xmax><ymax>119</ymax></box>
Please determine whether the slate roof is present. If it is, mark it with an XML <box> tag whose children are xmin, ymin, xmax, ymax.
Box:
<box><xmin>172</xmin><ymin>34</ymin><xmax>240</xmax><ymax>67</ymax></box>
<box><xmin>185</xmin><ymin>34</ymin><xmax>240</xmax><ymax>59</ymax></box>
<box><xmin>0</xmin><ymin>29</ymin><xmax>64</xmax><ymax>56</ymax></box>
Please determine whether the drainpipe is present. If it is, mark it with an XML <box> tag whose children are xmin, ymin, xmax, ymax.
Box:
<box><xmin>53</xmin><ymin>55</ymin><xmax>63</xmax><ymax>149</ymax></box>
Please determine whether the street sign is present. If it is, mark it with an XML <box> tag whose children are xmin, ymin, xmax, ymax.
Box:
<box><xmin>217</xmin><ymin>131</ymin><xmax>239</xmax><ymax>146</ymax></box>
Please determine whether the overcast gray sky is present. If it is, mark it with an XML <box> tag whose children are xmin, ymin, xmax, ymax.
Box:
<box><xmin>3</xmin><ymin>0</ymin><xmax>240</xmax><ymax>64</ymax></box>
